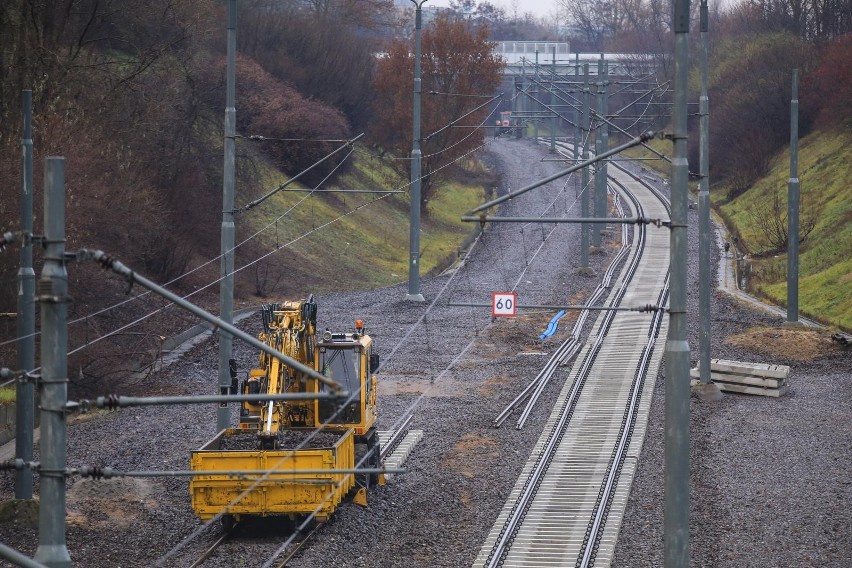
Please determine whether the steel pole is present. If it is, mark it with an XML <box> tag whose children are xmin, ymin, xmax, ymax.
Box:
<box><xmin>86</xmin><ymin>250</ymin><xmax>341</xmax><ymax>391</ymax></box>
<box><xmin>514</xmin><ymin>76</ymin><xmax>522</xmax><ymax>139</ymax></box>
<box><xmin>580</xmin><ymin>63</ymin><xmax>591</xmax><ymax>268</ymax></box>
<box><xmin>34</xmin><ymin>158</ymin><xmax>71</xmax><ymax>567</ymax></box>
<box><xmin>592</xmin><ymin>58</ymin><xmax>605</xmax><ymax>248</ymax></box>
<box><xmin>16</xmin><ymin>90</ymin><xmax>35</xmax><ymax>500</ymax></box>
<box><xmin>550</xmin><ymin>47</ymin><xmax>556</xmax><ymax>153</ymax></box>
<box><xmin>461</xmin><ymin>215</ymin><xmax>659</xmax><ymax>225</ymax></box>
<box><xmin>469</xmin><ymin>131</ymin><xmax>653</xmax><ymax>214</ymax></box>
<box><xmin>519</xmin><ymin>62</ymin><xmax>526</xmax><ymax>139</ymax></box>
<box><xmin>787</xmin><ymin>69</ymin><xmax>800</xmax><ymax>323</ymax></box>
<box><xmin>218</xmin><ymin>0</ymin><xmax>237</xmax><ymax>431</ymax></box>
<box><xmin>665</xmin><ymin>0</ymin><xmax>691</xmax><ymax>565</ymax></box>
<box><xmin>533</xmin><ymin>50</ymin><xmax>539</xmax><ymax>142</ymax></box>
<box><xmin>698</xmin><ymin>0</ymin><xmax>712</xmax><ymax>382</ymax></box>
<box><xmin>601</xmin><ymin>62</ymin><xmax>610</xmax><ymax>239</ymax></box>
<box><xmin>95</xmin><ymin>392</ymin><xmax>341</xmax><ymax>408</ymax></box>
<box><xmin>0</xmin><ymin>543</ymin><xmax>49</xmax><ymax>568</ymax></box>
<box><xmin>407</xmin><ymin>0</ymin><xmax>427</xmax><ymax>302</ymax></box>
<box><xmin>572</xmin><ymin>53</ymin><xmax>580</xmax><ymax>164</ymax></box>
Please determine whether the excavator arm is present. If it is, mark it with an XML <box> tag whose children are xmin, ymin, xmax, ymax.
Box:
<box><xmin>240</xmin><ymin>299</ymin><xmax>318</xmax><ymax>447</ymax></box>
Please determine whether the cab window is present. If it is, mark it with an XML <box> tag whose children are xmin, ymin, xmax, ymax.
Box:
<box><xmin>318</xmin><ymin>346</ymin><xmax>362</xmax><ymax>423</ymax></box>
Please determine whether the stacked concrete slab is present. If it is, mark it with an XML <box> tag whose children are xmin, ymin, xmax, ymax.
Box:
<box><xmin>691</xmin><ymin>358</ymin><xmax>790</xmax><ymax>397</ymax></box>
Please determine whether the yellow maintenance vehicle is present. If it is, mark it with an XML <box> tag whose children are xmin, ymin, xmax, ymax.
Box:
<box><xmin>189</xmin><ymin>297</ymin><xmax>381</xmax><ymax>525</ymax></box>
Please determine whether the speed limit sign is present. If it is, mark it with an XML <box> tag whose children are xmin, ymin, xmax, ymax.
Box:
<box><xmin>492</xmin><ymin>292</ymin><xmax>517</xmax><ymax>317</ymax></box>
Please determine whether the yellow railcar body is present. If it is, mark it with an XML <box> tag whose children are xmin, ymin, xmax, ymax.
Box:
<box><xmin>190</xmin><ymin>428</ymin><xmax>355</xmax><ymax>523</ymax></box>
<box><xmin>189</xmin><ymin>299</ymin><xmax>381</xmax><ymax>524</ymax></box>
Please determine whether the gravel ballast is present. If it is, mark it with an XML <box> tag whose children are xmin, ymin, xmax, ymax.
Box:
<box><xmin>0</xmin><ymin>137</ymin><xmax>849</xmax><ymax>568</ymax></box>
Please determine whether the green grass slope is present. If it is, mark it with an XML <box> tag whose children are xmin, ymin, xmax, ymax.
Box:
<box><xmin>714</xmin><ymin>130</ymin><xmax>852</xmax><ymax>331</ymax></box>
<box><xmin>237</xmin><ymin>151</ymin><xmax>488</xmax><ymax>301</ymax></box>
<box><xmin>622</xmin><ymin>128</ymin><xmax>851</xmax><ymax>332</ymax></box>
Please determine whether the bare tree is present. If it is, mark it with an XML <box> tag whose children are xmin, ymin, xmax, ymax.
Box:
<box><xmin>558</xmin><ymin>0</ymin><xmax>673</xmax><ymax>52</ymax></box>
<box><xmin>299</xmin><ymin>0</ymin><xmax>395</xmax><ymax>29</ymax></box>
<box><xmin>239</xmin><ymin>1</ymin><xmax>387</xmax><ymax>129</ymax></box>
<box><xmin>723</xmin><ymin>0</ymin><xmax>852</xmax><ymax>40</ymax></box>
<box><xmin>708</xmin><ymin>32</ymin><xmax>817</xmax><ymax>194</ymax></box>
<box><xmin>747</xmin><ymin>190</ymin><xmax>816</xmax><ymax>254</ymax></box>
<box><xmin>372</xmin><ymin>15</ymin><xmax>504</xmax><ymax>211</ymax></box>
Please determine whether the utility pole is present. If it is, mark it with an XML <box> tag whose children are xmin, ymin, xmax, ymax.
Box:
<box><xmin>34</xmin><ymin>158</ymin><xmax>72</xmax><ymax>567</ymax></box>
<box><xmin>550</xmin><ymin>47</ymin><xmax>556</xmax><ymax>153</ymax></box>
<box><xmin>533</xmin><ymin>50</ymin><xmax>539</xmax><ymax>143</ymax></box>
<box><xmin>218</xmin><ymin>0</ymin><xmax>237</xmax><ymax>431</ymax></box>
<box><xmin>787</xmin><ymin>69</ymin><xmax>800</xmax><ymax>323</ymax></box>
<box><xmin>574</xmin><ymin>53</ymin><xmax>580</xmax><ymax>164</ymax></box>
<box><xmin>580</xmin><ymin>63</ymin><xmax>591</xmax><ymax>270</ymax></box>
<box><xmin>600</xmin><ymin>61</ymin><xmax>609</xmax><ymax>239</ymax></box>
<box><xmin>407</xmin><ymin>0</ymin><xmax>428</xmax><ymax>302</ymax></box>
<box><xmin>16</xmin><ymin>90</ymin><xmax>35</xmax><ymax>500</ymax></box>
<box><xmin>521</xmin><ymin>58</ymin><xmax>526</xmax><ymax>139</ymax></box>
<box><xmin>514</xmin><ymin>76</ymin><xmax>522</xmax><ymax>139</ymax></box>
<box><xmin>698</xmin><ymin>0</ymin><xmax>712</xmax><ymax>383</ymax></box>
<box><xmin>665</xmin><ymin>0</ymin><xmax>691</xmax><ymax>565</ymax></box>
<box><xmin>592</xmin><ymin>59</ymin><xmax>608</xmax><ymax>248</ymax></box>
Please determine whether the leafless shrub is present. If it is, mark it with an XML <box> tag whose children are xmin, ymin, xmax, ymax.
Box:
<box><xmin>747</xmin><ymin>190</ymin><xmax>816</xmax><ymax>254</ymax></box>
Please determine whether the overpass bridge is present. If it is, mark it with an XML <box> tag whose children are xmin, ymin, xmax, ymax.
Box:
<box><xmin>494</xmin><ymin>41</ymin><xmax>659</xmax><ymax>77</ymax></box>
<box><xmin>490</xmin><ymin>42</ymin><xmax>667</xmax><ymax>142</ymax></box>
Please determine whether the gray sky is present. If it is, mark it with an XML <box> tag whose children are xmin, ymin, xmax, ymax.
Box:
<box><xmin>494</xmin><ymin>0</ymin><xmax>560</xmax><ymax>18</ymax></box>
<box><xmin>429</xmin><ymin>0</ymin><xmax>560</xmax><ymax>19</ymax></box>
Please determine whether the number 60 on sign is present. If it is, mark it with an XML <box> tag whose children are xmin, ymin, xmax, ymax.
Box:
<box><xmin>492</xmin><ymin>292</ymin><xmax>517</xmax><ymax>317</ymax></box>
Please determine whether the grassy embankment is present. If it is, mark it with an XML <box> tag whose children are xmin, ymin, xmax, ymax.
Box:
<box><xmin>242</xmin><ymin>150</ymin><xmax>489</xmax><ymax>300</ymax></box>
<box><xmin>714</xmin><ymin>130</ymin><xmax>851</xmax><ymax>331</ymax></box>
<box><xmin>623</xmin><ymin>130</ymin><xmax>852</xmax><ymax>332</ymax></box>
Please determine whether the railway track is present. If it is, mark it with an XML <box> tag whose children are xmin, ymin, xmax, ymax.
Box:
<box><xmin>267</xmin><ymin>524</ymin><xmax>322</xmax><ymax>568</ymax></box>
<box><xmin>493</xmin><ymin>189</ymin><xmax>633</xmax><ymax>430</ymax></box>
<box><xmin>474</xmin><ymin>152</ymin><xmax>672</xmax><ymax>568</ymax></box>
<box><xmin>184</xmin><ymin>518</ymin><xmax>320</xmax><ymax>568</ymax></box>
<box><xmin>183</xmin><ymin>422</ymin><xmax>419</xmax><ymax>568</ymax></box>
<box><xmin>188</xmin><ymin>523</ymin><xmax>237</xmax><ymax>568</ymax></box>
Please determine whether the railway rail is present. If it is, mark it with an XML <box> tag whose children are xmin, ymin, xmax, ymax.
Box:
<box><xmin>182</xmin><ymin>422</ymin><xmax>418</xmax><ymax>568</ymax></box>
<box><xmin>184</xmin><ymin>518</ymin><xmax>320</xmax><ymax>568</ymax></box>
<box><xmin>268</xmin><ymin>524</ymin><xmax>321</xmax><ymax>568</ymax></box>
<box><xmin>475</xmin><ymin>151</ymin><xmax>672</xmax><ymax>567</ymax></box>
<box><xmin>494</xmin><ymin>189</ymin><xmax>632</xmax><ymax>430</ymax></box>
<box><xmin>188</xmin><ymin>523</ymin><xmax>238</xmax><ymax>568</ymax></box>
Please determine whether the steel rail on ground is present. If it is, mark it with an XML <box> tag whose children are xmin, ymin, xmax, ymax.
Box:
<box><xmin>475</xmin><ymin>155</ymin><xmax>672</xmax><ymax>568</ymax></box>
<box><xmin>493</xmin><ymin>142</ymin><xmax>636</xmax><ymax>430</ymax></box>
